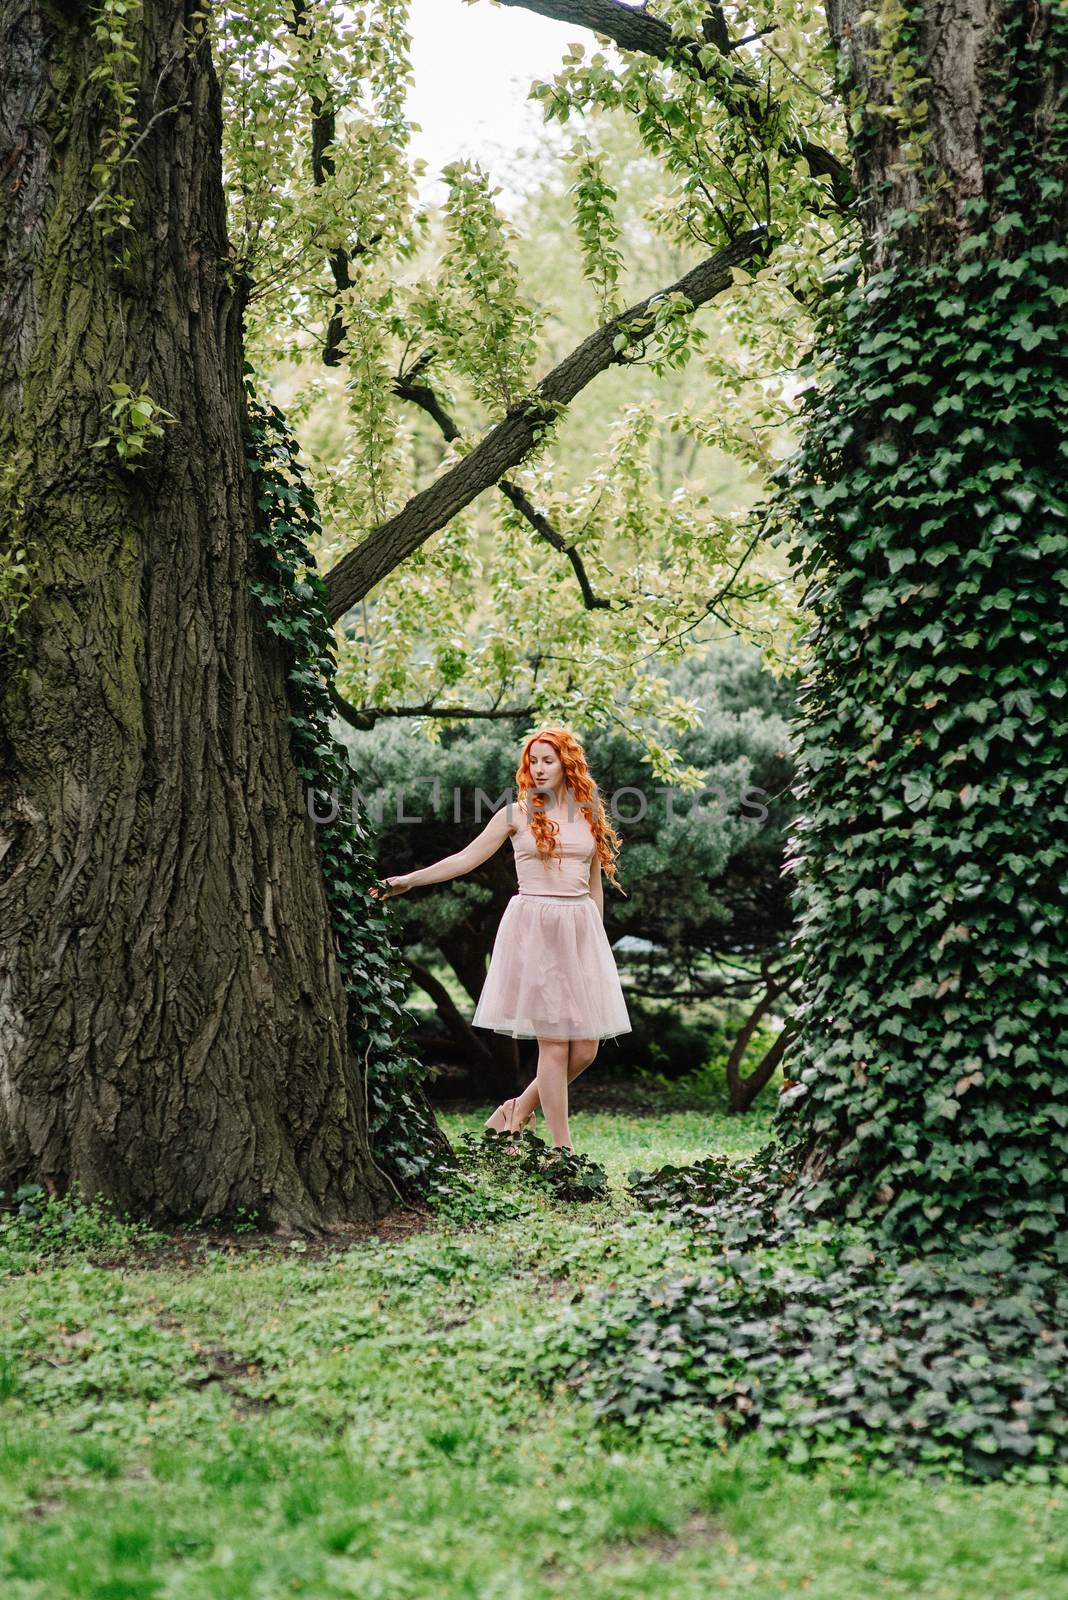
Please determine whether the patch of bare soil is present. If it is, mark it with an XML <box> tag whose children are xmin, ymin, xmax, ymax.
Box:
<box><xmin>137</xmin><ymin>1313</ymin><xmax>276</xmax><ymax>1420</ymax></box>
<box><xmin>95</xmin><ymin>1204</ymin><xmax>435</xmax><ymax>1272</ymax></box>
<box><xmin>188</xmin><ymin>1343</ymin><xmax>275</xmax><ymax>1418</ymax></box>
<box><xmin>539</xmin><ymin>1510</ymin><xmax>724</xmax><ymax>1586</ymax></box>
<box><xmin>24</xmin><ymin>1496</ymin><xmax>64</xmax><ymax>1520</ymax></box>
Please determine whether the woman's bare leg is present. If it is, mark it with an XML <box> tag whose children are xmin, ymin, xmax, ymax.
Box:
<box><xmin>485</xmin><ymin>1040</ymin><xmax>601</xmax><ymax>1134</ymax></box>
<box><xmin>535</xmin><ymin>1037</ymin><xmax>572</xmax><ymax>1149</ymax></box>
<box><xmin>496</xmin><ymin>1039</ymin><xmax>599</xmax><ymax>1131</ymax></box>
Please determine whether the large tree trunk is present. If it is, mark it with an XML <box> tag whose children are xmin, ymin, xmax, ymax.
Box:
<box><xmin>773</xmin><ymin>2</ymin><xmax>1067</xmax><ymax>1249</ymax></box>
<box><xmin>826</xmin><ymin>0</ymin><xmax>1024</xmax><ymax>269</ymax></box>
<box><xmin>0</xmin><ymin>1</ymin><xmax>396</xmax><ymax>1229</ymax></box>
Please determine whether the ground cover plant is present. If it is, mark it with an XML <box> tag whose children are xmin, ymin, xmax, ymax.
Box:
<box><xmin>2</xmin><ymin>1108</ymin><xmax>1065</xmax><ymax>1600</ymax></box>
<box><xmin>441</xmin><ymin>1115</ymin><xmax>1067</xmax><ymax>1485</ymax></box>
<box><xmin>536</xmin><ymin>1187</ymin><xmax>1066</xmax><ymax>1482</ymax></box>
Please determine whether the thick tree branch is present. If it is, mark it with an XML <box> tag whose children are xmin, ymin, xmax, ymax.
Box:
<box><xmin>395</xmin><ymin>368</ymin><xmax>612</xmax><ymax>610</ymax></box>
<box><xmin>323</xmin><ymin>227</ymin><xmax>767</xmax><ymax>620</ymax></box>
<box><xmin>496</xmin><ymin>0</ymin><xmax>850</xmax><ymax>205</ymax></box>
<box><xmin>499</xmin><ymin>481</ymin><xmax>612</xmax><ymax>609</ymax></box>
<box><xmin>701</xmin><ymin>1</ymin><xmax>733</xmax><ymax>57</ymax></box>
<box><xmin>728</xmin><ymin>1015</ymin><xmax>800</xmax><ymax>1112</ymax></box>
<box><xmin>725</xmin><ymin>960</ymin><xmax>796</xmax><ymax>1077</ymax></box>
<box><xmin>330</xmin><ymin>687</ymin><xmax>534</xmax><ymax>731</ymax></box>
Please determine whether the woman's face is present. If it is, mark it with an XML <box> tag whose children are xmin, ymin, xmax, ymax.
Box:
<box><xmin>528</xmin><ymin>740</ymin><xmax>563</xmax><ymax>796</ymax></box>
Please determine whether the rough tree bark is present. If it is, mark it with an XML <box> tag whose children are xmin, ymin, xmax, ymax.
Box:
<box><xmin>828</xmin><ymin>0</ymin><xmax>1009</xmax><ymax>264</ymax></box>
<box><xmin>0</xmin><ymin>1</ymin><xmax>396</xmax><ymax>1229</ymax></box>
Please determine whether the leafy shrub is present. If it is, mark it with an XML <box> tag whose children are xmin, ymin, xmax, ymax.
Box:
<box><xmin>625</xmin><ymin>1139</ymin><xmax>799</xmax><ymax>1252</ymax></box>
<box><xmin>421</xmin><ymin>1128</ymin><xmax>576</xmax><ymax>1225</ymax></box>
<box><xmin>533</xmin><ymin>1225</ymin><xmax>1067</xmax><ymax>1484</ymax></box>
<box><xmin>421</xmin><ymin>1165</ymin><xmax>528</xmax><ymax>1229</ymax></box>
<box><xmin>628</xmin><ymin>1058</ymin><xmax>728</xmax><ymax>1112</ymax></box>
<box><xmin>608</xmin><ymin>997</ymin><xmax>728</xmax><ymax>1081</ymax></box>
<box><xmin>448</xmin><ymin>1128</ymin><xmax>610</xmax><ymax>1205</ymax></box>
<box><xmin>629</xmin><ymin>1021</ymin><xmax>782</xmax><ymax>1112</ymax></box>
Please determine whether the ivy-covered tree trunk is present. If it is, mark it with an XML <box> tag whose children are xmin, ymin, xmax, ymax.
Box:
<box><xmin>772</xmin><ymin>1</ymin><xmax>1067</xmax><ymax>1251</ymax></box>
<box><xmin>0</xmin><ymin>2</ymin><xmax>399</xmax><ymax>1228</ymax></box>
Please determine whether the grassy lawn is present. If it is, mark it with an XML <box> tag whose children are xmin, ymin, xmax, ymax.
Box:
<box><xmin>1</xmin><ymin>1106</ymin><xmax>1064</xmax><ymax>1599</ymax></box>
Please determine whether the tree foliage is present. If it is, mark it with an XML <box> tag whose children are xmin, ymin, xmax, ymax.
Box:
<box><xmin>201</xmin><ymin>0</ymin><xmax>847</xmax><ymax>782</ymax></box>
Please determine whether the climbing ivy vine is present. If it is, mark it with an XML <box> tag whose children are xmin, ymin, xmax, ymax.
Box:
<box><xmin>761</xmin><ymin>5</ymin><xmax>1068</xmax><ymax>1256</ymax></box>
<box><xmin>85</xmin><ymin>0</ymin><xmax>147</xmax><ymax>252</ymax></box>
<box><xmin>243</xmin><ymin>372</ymin><xmax>450</xmax><ymax>1193</ymax></box>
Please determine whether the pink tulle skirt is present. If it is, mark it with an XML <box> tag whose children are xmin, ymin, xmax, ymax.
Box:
<box><xmin>472</xmin><ymin>893</ymin><xmax>632</xmax><ymax>1041</ymax></box>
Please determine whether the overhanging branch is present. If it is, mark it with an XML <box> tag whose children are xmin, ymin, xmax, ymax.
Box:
<box><xmin>330</xmin><ymin>687</ymin><xmax>534</xmax><ymax>731</ymax></box>
<box><xmin>394</xmin><ymin>367</ymin><xmax>612</xmax><ymax>610</ymax></box>
<box><xmin>323</xmin><ymin>226</ymin><xmax>768</xmax><ymax>621</ymax></box>
<box><xmin>287</xmin><ymin>0</ymin><xmax>378</xmax><ymax>365</ymax></box>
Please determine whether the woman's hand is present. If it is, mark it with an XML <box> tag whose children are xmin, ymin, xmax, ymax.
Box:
<box><xmin>369</xmin><ymin>875</ymin><xmax>413</xmax><ymax>900</ymax></box>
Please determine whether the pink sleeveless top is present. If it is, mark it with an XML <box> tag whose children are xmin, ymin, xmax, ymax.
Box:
<box><xmin>511</xmin><ymin>798</ymin><xmax>596</xmax><ymax>897</ymax></box>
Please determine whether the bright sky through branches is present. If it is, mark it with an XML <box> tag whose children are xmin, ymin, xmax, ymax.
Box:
<box><xmin>405</xmin><ymin>0</ymin><xmax>594</xmax><ymax>206</ymax></box>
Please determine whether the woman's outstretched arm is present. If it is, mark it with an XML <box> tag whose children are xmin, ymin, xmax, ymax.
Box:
<box><xmin>371</xmin><ymin>805</ymin><xmax>515</xmax><ymax>898</ymax></box>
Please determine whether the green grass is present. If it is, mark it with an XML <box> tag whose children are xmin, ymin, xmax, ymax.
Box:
<box><xmin>1</xmin><ymin>1107</ymin><xmax>1064</xmax><ymax>1599</ymax></box>
<box><xmin>442</xmin><ymin>1100</ymin><xmax>780</xmax><ymax>1181</ymax></box>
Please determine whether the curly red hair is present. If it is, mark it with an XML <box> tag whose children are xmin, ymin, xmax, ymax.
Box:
<box><xmin>514</xmin><ymin>726</ymin><xmax>626</xmax><ymax>896</ymax></box>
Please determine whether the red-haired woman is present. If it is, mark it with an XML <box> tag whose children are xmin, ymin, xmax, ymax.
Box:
<box><xmin>370</xmin><ymin>728</ymin><xmax>631</xmax><ymax>1159</ymax></box>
